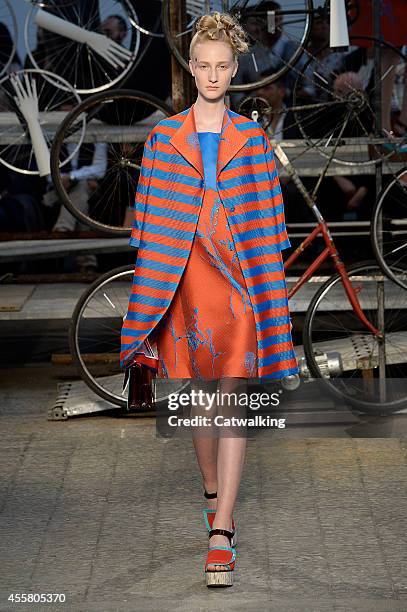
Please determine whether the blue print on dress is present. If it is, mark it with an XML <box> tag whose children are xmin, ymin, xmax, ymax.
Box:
<box><xmin>185</xmin><ymin>306</ymin><xmax>224</xmax><ymax>379</ymax></box>
<box><xmin>167</xmin><ymin>311</ymin><xmax>182</xmax><ymax>372</ymax></box>
<box><xmin>244</xmin><ymin>351</ymin><xmax>257</xmax><ymax>377</ymax></box>
<box><xmin>186</xmin><ymin>132</ymin><xmax>200</xmax><ymax>149</ymax></box>
<box><xmin>161</xmin><ymin>357</ymin><xmax>169</xmax><ymax>378</ymax></box>
<box><xmin>197</xmin><ymin>197</ymin><xmax>252</xmax><ymax>318</ymax></box>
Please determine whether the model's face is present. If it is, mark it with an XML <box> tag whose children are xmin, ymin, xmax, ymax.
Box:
<box><xmin>189</xmin><ymin>41</ymin><xmax>238</xmax><ymax>101</ymax></box>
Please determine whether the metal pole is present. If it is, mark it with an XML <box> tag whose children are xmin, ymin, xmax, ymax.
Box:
<box><xmin>372</xmin><ymin>0</ymin><xmax>386</xmax><ymax>403</ymax></box>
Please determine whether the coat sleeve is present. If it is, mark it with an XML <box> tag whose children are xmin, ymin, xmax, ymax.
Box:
<box><xmin>262</xmin><ymin>129</ymin><xmax>291</xmax><ymax>252</ymax></box>
<box><xmin>129</xmin><ymin>136</ymin><xmax>155</xmax><ymax>249</ymax></box>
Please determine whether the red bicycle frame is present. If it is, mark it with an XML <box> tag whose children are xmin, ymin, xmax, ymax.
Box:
<box><xmin>283</xmin><ymin>213</ymin><xmax>382</xmax><ymax>339</ymax></box>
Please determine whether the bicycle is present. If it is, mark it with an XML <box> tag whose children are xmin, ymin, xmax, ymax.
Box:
<box><xmin>252</xmin><ymin>103</ymin><xmax>407</xmax><ymax>414</ymax></box>
<box><xmin>48</xmin><ymin>25</ymin><xmax>407</xmax><ymax>413</ymax></box>
<box><xmin>66</xmin><ymin>100</ymin><xmax>407</xmax><ymax>414</ymax></box>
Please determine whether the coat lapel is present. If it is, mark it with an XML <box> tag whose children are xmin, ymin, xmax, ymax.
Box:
<box><xmin>217</xmin><ymin>105</ymin><xmax>248</xmax><ymax>179</ymax></box>
<box><xmin>169</xmin><ymin>103</ymin><xmax>249</xmax><ymax>180</ymax></box>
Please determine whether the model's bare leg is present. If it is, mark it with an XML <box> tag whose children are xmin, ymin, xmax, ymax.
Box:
<box><xmin>191</xmin><ymin>379</ymin><xmax>218</xmax><ymax>510</ymax></box>
<box><xmin>207</xmin><ymin>376</ymin><xmax>248</xmax><ymax>571</ymax></box>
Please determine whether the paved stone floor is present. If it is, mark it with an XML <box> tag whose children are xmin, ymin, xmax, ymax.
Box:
<box><xmin>1</xmin><ymin>364</ymin><xmax>407</xmax><ymax>612</ymax></box>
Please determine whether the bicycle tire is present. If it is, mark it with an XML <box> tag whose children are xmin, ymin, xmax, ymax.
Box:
<box><xmin>50</xmin><ymin>88</ymin><xmax>173</xmax><ymax>234</ymax></box>
<box><xmin>371</xmin><ymin>169</ymin><xmax>407</xmax><ymax>291</ymax></box>
<box><xmin>69</xmin><ymin>264</ymin><xmax>190</xmax><ymax>408</ymax></box>
<box><xmin>24</xmin><ymin>0</ymin><xmax>141</xmax><ymax>94</ymax></box>
<box><xmin>303</xmin><ymin>260</ymin><xmax>407</xmax><ymax>414</ymax></box>
<box><xmin>69</xmin><ymin>265</ymin><xmax>132</xmax><ymax>407</ymax></box>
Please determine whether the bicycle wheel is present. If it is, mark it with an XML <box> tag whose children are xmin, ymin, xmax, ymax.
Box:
<box><xmin>69</xmin><ymin>265</ymin><xmax>189</xmax><ymax>407</ymax></box>
<box><xmin>0</xmin><ymin>68</ymin><xmax>82</xmax><ymax>175</ymax></box>
<box><xmin>50</xmin><ymin>89</ymin><xmax>172</xmax><ymax>234</ymax></box>
<box><xmin>303</xmin><ymin>261</ymin><xmax>407</xmax><ymax>414</ymax></box>
<box><xmin>24</xmin><ymin>0</ymin><xmax>141</xmax><ymax>94</ymax></box>
<box><xmin>162</xmin><ymin>0</ymin><xmax>313</xmax><ymax>93</ymax></box>
<box><xmin>372</xmin><ymin>169</ymin><xmax>407</xmax><ymax>291</ymax></box>
<box><xmin>292</xmin><ymin>36</ymin><xmax>407</xmax><ymax>166</ymax></box>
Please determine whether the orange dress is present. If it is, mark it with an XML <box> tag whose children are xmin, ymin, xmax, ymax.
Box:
<box><xmin>153</xmin><ymin>131</ymin><xmax>258</xmax><ymax>380</ymax></box>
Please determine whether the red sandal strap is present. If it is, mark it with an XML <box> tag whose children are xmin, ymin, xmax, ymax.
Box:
<box><xmin>205</xmin><ymin>548</ymin><xmax>236</xmax><ymax>572</ymax></box>
<box><xmin>203</xmin><ymin>510</ymin><xmax>236</xmax><ymax>532</ymax></box>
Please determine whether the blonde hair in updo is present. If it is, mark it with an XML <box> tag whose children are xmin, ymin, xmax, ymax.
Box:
<box><xmin>189</xmin><ymin>11</ymin><xmax>249</xmax><ymax>60</ymax></box>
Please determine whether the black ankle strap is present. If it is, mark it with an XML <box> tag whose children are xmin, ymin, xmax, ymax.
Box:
<box><xmin>204</xmin><ymin>489</ymin><xmax>217</xmax><ymax>499</ymax></box>
<box><xmin>209</xmin><ymin>528</ymin><xmax>233</xmax><ymax>545</ymax></box>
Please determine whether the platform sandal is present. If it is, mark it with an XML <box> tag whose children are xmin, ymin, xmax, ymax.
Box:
<box><xmin>205</xmin><ymin>528</ymin><xmax>236</xmax><ymax>587</ymax></box>
<box><xmin>202</xmin><ymin>490</ymin><xmax>237</xmax><ymax>546</ymax></box>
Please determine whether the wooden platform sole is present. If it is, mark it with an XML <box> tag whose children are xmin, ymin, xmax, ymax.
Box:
<box><xmin>205</xmin><ymin>570</ymin><xmax>234</xmax><ymax>587</ymax></box>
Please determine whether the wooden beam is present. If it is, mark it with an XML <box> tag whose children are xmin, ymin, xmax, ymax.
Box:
<box><xmin>169</xmin><ymin>0</ymin><xmax>193</xmax><ymax>112</ymax></box>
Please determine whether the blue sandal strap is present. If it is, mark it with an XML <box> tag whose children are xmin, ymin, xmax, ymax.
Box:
<box><xmin>202</xmin><ymin>509</ymin><xmax>213</xmax><ymax>531</ymax></box>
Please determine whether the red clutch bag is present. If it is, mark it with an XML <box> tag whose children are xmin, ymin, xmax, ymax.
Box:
<box><xmin>123</xmin><ymin>338</ymin><xmax>159</xmax><ymax>412</ymax></box>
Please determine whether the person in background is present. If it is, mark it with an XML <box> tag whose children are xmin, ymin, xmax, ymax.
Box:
<box><xmin>24</xmin><ymin>26</ymin><xmax>50</xmax><ymax>71</ymax></box>
<box><xmin>100</xmin><ymin>14</ymin><xmax>128</xmax><ymax>45</ymax></box>
<box><xmin>230</xmin><ymin>0</ymin><xmax>301</xmax><ymax>110</ymax></box>
<box><xmin>349</xmin><ymin>0</ymin><xmax>407</xmax><ymax>138</ymax></box>
<box><xmin>296</xmin><ymin>16</ymin><xmax>346</xmax><ymax>102</ymax></box>
<box><xmin>44</xmin><ymin>104</ymin><xmax>108</xmax><ymax>272</ymax></box>
<box><xmin>0</xmin><ymin>22</ymin><xmax>22</xmax><ymax>73</ymax></box>
<box><xmin>249</xmin><ymin>69</ymin><xmax>312</xmax><ymax>228</ymax></box>
<box><xmin>0</xmin><ymin>163</ymin><xmax>45</xmax><ymax>233</ymax></box>
<box><xmin>253</xmin><ymin>70</ymin><xmax>302</xmax><ymax>141</ymax></box>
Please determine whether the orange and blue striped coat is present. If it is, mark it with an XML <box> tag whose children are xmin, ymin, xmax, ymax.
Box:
<box><xmin>120</xmin><ymin>103</ymin><xmax>299</xmax><ymax>380</ymax></box>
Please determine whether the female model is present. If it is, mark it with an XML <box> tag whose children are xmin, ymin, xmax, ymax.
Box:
<box><xmin>120</xmin><ymin>11</ymin><xmax>298</xmax><ymax>587</ymax></box>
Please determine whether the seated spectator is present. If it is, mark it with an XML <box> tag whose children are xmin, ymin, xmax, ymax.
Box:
<box><xmin>100</xmin><ymin>14</ymin><xmax>127</xmax><ymax>45</ymax></box>
<box><xmin>101</xmin><ymin>5</ymin><xmax>172</xmax><ymax>107</ymax></box>
<box><xmin>43</xmin><ymin>103</ymin><xmax>108</xmax><ymax>272</ymax></box>
<box><xmin>249</xmin><ymin>72</ymin><xmax>314</xmax><ymax>227</ymax></box>
<box><xmin>0</xmin><ymin>159</ymin><xmax>45</xmax><ymax>233</ymax></box>
<box><xmin>253</xmin><ymin>70</ymin><xmax>302</xmax><ymax>141</ymax></box>
<box><xmin>349</xmin><ymin>0</ymin><xmax>407</xmax><ymax>138</ymax></box>
<box><xmin>24</xmin><ymin>26</ymin><xmax>50</xmax><ymax>71</ymax></box>
<box><xmin>0</xmin><ymin>22</ymin><xmax>22</xmax><ymax>74</ymax></box>
<box><xmin>296</xmin><ymin>16</ymin><xmax>346</xmax><ymax>102</ymax></box>
<box><xmin>230</xmin><ymin>0</ymin><xmax>303</xmax><ymax>110</ymax></box>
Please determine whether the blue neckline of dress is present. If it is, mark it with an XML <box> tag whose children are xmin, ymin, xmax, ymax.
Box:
<box><xmin>197</xmin><ymin>131</ymin><xmax>221</xmax><ymax>135</ymax></box>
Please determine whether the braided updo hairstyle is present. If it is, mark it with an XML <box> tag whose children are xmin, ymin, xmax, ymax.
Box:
<box><xmin>189</xmin><ymin>11</ymin><xmax>249</xmax><ymax>60</ymax></box>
